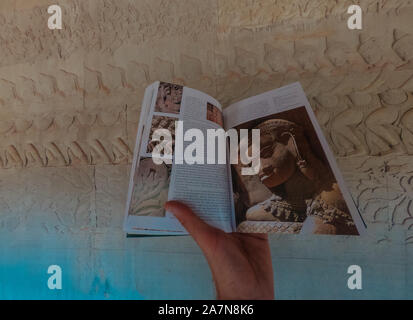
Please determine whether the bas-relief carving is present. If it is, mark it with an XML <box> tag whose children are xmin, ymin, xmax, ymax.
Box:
<box><xmin>0</xmin><ymin>0</ymin><xmax>413</xmax><ymax>244</ymax></box>
<box><xmin>338</xmin><ymin>155</ymin><xmax>413</xmax><ymax>243</ymax></box>
<box><xmin>0</xmin><ymin>166</ymin><xmax>94</xmax><ymax>234</ymax></box>
<box><xmin>216</xmin><ymin>0</ymin><xmax>412</xmax><ymax>31</ymax></box>
<box><xmin>95</xmin><ymin>165</ymin><xmax>129</xmax><ymax>228</ymax></box>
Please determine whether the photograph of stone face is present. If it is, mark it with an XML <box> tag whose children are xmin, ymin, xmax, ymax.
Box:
<box><xmin>129</xmin><ymin>157</ymin><xmax>172</xmax><ymax>217</ymax></box>
<box><xmin>154</xmin><ymin>82</ymin><xmax>183</xmax><ymax>114</ymax></box>
<box><xmin>232</xmin><ymin>107</ymin><xmax>358</xmax><ymax>235</ymax></box>
<box><xmin>146</xmin><ymin>115</ymin><xmax>176</xmax><ymax>155</ymax></box>
<box><xmin>207</xmin><ymin>102</ymin><xmax>224</xmax><ymax>127</ymax></box>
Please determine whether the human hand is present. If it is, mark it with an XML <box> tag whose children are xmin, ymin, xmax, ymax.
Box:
<box><xmin>165</xmin><ymin>201</ymin><xmax>274</xmax><ymax>300</ymax></box>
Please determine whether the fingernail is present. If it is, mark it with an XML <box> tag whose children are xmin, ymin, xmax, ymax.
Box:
<box><xmin>164</xmin><ymin>201</ymin><xmax>173</xmax><ymax>211</ymax></box>
<box><xmin>164</xmin><ymin>201</ymin><xmax>181</xmax><ymax>217</ymax></box>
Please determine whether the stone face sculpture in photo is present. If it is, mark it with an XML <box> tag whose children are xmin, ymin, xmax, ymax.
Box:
<box><xmin>235</xmin><ymin>119</ymin><xmax>358</xmax><ymax>235</ymax></box>
<box><xmin>129</xmin><ymin>158</ymin><xmax>170</xmax><ymax>217</ymax></box>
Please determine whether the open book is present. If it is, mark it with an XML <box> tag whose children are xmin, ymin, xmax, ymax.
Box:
<box><xmin>124</xmin><ymin>82</ymin><xmax>366</xmax><ymax>236</ymax></box>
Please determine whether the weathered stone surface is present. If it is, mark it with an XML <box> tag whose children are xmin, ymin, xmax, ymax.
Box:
<box><xmin>1</xmin><ymin>0</ymin><xmax>413</xmax><ymax>299</ymax></box>
<box><xmin>0</xmin><ymin>166</ymin><xmax>95</xmax><ymax>235</ymax></box>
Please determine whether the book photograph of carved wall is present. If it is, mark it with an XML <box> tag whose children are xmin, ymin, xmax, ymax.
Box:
<box><xmin>146</xmin><ymin>116</ymin><xmax>176</xmax><ymax>155</ymax></box>
<box><xmin>154</xmin><ymin>82</ymin><xmax>183</xmax><ymax>114</ymax></box>
<box><xmin>129</xmin><ymin>158</ymin><xmax>171</xmax><ymax>217</ymax></box>
<box><xmin>1</xmin><ymin>0</ymin><xmax>413</xmax><ymax>299</ymax></box>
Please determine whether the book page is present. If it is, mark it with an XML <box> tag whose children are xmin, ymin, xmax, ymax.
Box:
<box><xmin>167</xmin><ymin>118</ymin><xmax>234</xmax><ymax>233</ymax></box>
<box><xmin>124</xmin><ymin>82</ymin><xmax>233</xmax><ymax>235</ymax></box>
<box><xmin>224</xmin><ymin>82</ymin><xmax>366</xmax><ymax>236</ymax></box>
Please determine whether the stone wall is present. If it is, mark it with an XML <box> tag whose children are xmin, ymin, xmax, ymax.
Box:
<box><xmin>0</xmin><ymin>0</ymin><xmax>412</xmax><ymax>299</ymax></box>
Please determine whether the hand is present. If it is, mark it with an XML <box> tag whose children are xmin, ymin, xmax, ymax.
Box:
<box><xmin>165</xmin><ymin>201</ymin><xmax>274</xmax><ymax>300</ymax></box>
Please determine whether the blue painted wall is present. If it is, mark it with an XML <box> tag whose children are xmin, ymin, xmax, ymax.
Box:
<box><xmin>0</xmin><ymin>231</ymin><xmax>411</xmax><ymax>299</ymax></box>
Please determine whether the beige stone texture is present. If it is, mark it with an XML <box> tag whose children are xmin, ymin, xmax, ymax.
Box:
<box><xmin>0</xmin><ymin>0</ymin><xmax>413</xmax><ymax>298</ymax></box>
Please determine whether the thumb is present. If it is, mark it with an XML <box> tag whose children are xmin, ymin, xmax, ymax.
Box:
<box><xmin>165</xmin><ymin>200</ymin><xmax>218</xmax><ymax>248</ymax></box>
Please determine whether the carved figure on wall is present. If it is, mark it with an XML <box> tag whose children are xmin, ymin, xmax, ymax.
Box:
<box><xmin>393</xmin><ymin>29</ymin><xmax>413</xmax><ymax>69</ymax></box>
<box><xmin>358</xmin><ymin>34</ymin><xmax>383</xmax><ymax>66</ymax></box>
<box><xmin>365</xmin><ymin>89</ymin><xmax>407</xmax><ymax>155</ymax></box>
<box><xmin>330</xmin><ymin>95</ymin><xmax>365</xmax><ymax>156</ymax></box>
